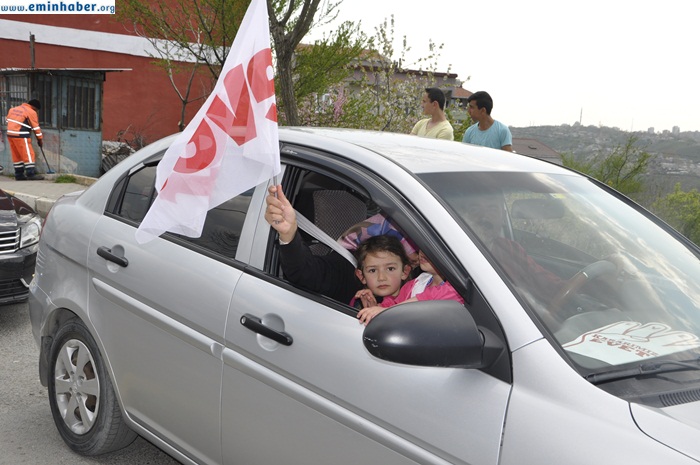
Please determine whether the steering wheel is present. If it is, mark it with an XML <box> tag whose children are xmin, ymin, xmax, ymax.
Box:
<box><xmin>550</xmin><ymin>256</ymin><xmax>623</xmax><ymax>318</ymax></box>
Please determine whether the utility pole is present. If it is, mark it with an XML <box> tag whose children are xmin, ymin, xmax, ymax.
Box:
<box><xmin>30</xmin><ymin>33</ymin><xmax>35</xmax><ymax>69</ymax></box>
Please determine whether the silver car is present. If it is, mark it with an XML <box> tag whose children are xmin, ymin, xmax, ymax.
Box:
<box><xmin>29</xmin><ymin>128</ymin><xmax>700</xmax><ymax>464</ymax></box>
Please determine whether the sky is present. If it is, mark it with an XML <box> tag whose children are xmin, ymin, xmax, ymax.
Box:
<box><xmin>307</xmin><ymin>0</ymin><xmax>698</xmax><ymax>133</ymax></box>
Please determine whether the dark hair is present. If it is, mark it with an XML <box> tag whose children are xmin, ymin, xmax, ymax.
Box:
<box><xmin>425</xmin><ymin>87</ymin><xmax>447</xmax><ymax>110</ymax></box>
<box><xmin>466</xmin><ymin>91</ymin><xmax>493</xmax><ymax>115</ymax></box>
<box><xmin>355</xmin><ymin>235</ymin><xmax>410</xmax><ymax>270</ymax></box>
<box><xmin>27</xmin><ymin>99</ymin><xmax>41</xmax><ymax>110</ymax></box>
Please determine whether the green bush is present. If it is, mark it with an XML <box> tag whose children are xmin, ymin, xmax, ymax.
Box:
<box><xmin>54</xmin><ymin>175</ymin><xmax>77</xmax><ymax>184</ymax></box>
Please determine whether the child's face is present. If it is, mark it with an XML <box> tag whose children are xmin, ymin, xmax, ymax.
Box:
<box><xmin>356</xmin><ymin>251</ymin><xmax>410</xmax><ymax>298</ymax></box>
<box><xmin>418</xmin><ymin>250</ymin><xmax>438</xmax><ymax>275</ymax></box>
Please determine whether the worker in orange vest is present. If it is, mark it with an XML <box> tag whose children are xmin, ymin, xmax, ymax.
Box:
<box><xmin>5</xmin><ymin>99</ymin><xmax>45</xmax><ymax>180</ymax></box>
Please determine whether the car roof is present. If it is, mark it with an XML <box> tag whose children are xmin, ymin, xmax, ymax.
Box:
<box><xmin>279</xmin><ymin>127</ymin><xmax>573</xmax><ymax>176</ymax></box>
<box><xmin>134</xmin><ymin>127</ymin><xmax>573</xmax><ymax>177</ymax></box>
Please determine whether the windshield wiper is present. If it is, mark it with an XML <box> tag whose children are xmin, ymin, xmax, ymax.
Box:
<box><xmin>586</xmin><ymin>358</ymin><xmax>700</xmax><ymax>384</ymax></box>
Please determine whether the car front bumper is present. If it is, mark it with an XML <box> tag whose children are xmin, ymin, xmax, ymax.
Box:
<box><xmin>0</xmin><ymin>244</ymin><xmax>38</xmax><ymax>305</ymax></box>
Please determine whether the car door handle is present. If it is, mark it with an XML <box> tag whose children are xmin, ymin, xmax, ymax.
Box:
<box><xmin>240</xmin><ymin>313</ymin><xmax>293</xmax><ymax>346</ymax></box>
<box><xmin>96</xmin><ymin>246</ymin><xmax>129</xmax><ymax>267</ymax></box>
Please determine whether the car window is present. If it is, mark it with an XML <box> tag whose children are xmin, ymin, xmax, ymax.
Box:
<box><xmin>506</xmin><ymin>191</ymin><xmax>613</xmax><ymax>261</ymax></box>
<box><xmin>292</xmin><ymin>171</ymin><xmax>371</xmax><ymax>257</ymax></box>
<box><xmin>118</xmin><ymin>165</ymin><xmax>156</xmax><ymax>222</ymax></box>
<box><xmin>422</xmin><ymin>170</ymin><xmax>700</xmax><ymax>374</ymax></box>
<box><xmin>170</xmin><ymin>191</ymin><xmax>253</xmax><ymax>258</ymax></box>
<box><xmin>109</xmin><ymin>163</ymin><xmax>253</xmax><ymax>259</ymax></box>
<box><xmin>267</xmin><ymin>167</ymin><xmax>424</xmax><ymax>305</ymax></box>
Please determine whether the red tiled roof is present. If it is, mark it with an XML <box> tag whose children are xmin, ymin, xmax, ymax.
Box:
<box><xmin>451</xmin><ymin>87</ymin><xmax>472</xmax><ymax>98</ymax></box>
<box><xmin>512</xmin><ymin>138</ymin><xmax>562</xmax><ymax>164</ymax></box>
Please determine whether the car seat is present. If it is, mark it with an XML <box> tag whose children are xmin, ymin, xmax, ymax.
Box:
<box><xmin>309</xmin><ymin>190</ymin><xmax>367</xmax><ymax>256</ymax></box>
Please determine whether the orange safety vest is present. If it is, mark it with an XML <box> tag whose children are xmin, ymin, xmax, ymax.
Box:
<box><xmin>6</xmin><ymin>103</ymin><xmax>43</xmax><ymax>141</ymax></box>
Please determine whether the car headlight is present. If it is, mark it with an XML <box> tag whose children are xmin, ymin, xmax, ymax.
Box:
<box><xmin>20</xmin><ymin>217</ymin><xmax>42</xmax><ymax>249</ymax></box>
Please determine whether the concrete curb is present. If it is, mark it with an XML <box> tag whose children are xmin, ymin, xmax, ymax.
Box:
<box><xmin>42</xmin><ymin>173</ymin><xmax>98</xmax><ymax>186</ymax></box>
<box><xmin>8</xmin><ymin>190</ymin><xmax>62</xmax><ymax>218</ymax></box>
<box><xmin>0</xmin><ymin>174</ymin><xmax>97</xmax><ymax>218</ymax></box>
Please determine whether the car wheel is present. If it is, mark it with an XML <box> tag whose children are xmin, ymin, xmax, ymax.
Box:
<box><xmin>47</xmin><ymin>318</ymin><xmax>137</xmax><ymax>455</ymax></box>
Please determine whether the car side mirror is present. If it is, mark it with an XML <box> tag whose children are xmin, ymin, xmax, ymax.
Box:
<box><xmin>362</xmin><ymin>300</ymin><xmax>504</xmax><ymax>369</ymax></box>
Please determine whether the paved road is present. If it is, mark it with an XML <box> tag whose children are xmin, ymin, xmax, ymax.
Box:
<box><xmin>0</xmin><ymin>301</ymin><xmax>180</xmax><ymax>464</ymax></box>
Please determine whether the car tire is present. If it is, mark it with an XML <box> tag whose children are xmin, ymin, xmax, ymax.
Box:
<box><xmin>47</xmin><ymin>318</ymin><xmax>137</xmax><ymax>455</ymax></box>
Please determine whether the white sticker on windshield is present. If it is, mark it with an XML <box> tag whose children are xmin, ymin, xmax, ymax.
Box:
<box><xmin>563</xmin><ymin>321</ymin><xmax>700</xmax><ymax>365</ymax></box>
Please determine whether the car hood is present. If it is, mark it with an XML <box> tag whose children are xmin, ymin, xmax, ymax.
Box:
<box><xmin>631</xmin><ymin>400</ymin><xmax>700</xmax><ymax>459</ymax></box>
<box><xmin>0</xmin><ymin>189</ymin><xmax>19</xmax><ymax>229</ymax></box>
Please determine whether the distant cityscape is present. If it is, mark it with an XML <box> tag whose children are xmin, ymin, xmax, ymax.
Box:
<box><xmin>511</xmin><ymin>123</ymin><xmax>700</xmax><ymax>194</ymax></box>
<box><xmin>568</xmin><ymin>121</ymin><xmax>692</xmax><ymax>137</ymax></box>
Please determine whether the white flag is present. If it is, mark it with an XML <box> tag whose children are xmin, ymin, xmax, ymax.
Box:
<box><xmin>136</xmin><ymin>0</ymin><xmax>279</xmax><ymax>244</ymax></box>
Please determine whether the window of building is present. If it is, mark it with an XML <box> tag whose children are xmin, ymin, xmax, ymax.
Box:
<box><xmin>0</xmin><ymin>75</ymin><xmax>29</xmax><ymax>127</ymax></box>
<box><xmin>61</xmin><ymin>77</ymin><xmax>100</xmax><ymax>130</ymax></box>
<box><xmin>0</xmin><ymin>73</ymin><xmax>101</xmax><ymax>130</ymax></box>
<box><xmin>35</xmin><ymin>74</ymin><xmax>56</xmax><ymax>128</ymax></box>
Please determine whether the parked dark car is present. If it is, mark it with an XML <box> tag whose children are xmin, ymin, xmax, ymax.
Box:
<box><xmin>0</xmin><ymin>188</ymin><xmax>42</xmax><ymax>304</ymax></box>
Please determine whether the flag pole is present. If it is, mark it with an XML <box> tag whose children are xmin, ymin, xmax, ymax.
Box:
<box><xmin>272</xmin><ymin>174</ymin><xmax>280</xmax><ymax>223</ymax></box>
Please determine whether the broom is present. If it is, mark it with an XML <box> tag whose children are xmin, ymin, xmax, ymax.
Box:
<box><xmin>39</xmin><ymin>145</ymin><xmax>56</xmax><ymax>174</ymax></box>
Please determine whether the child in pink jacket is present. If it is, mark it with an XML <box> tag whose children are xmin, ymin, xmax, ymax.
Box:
<box><xmin>356</xmin><ymin>249</ymin><xmax>464</xmax><ymax>325</ymax></box>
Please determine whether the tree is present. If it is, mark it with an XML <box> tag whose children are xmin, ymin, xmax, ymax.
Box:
<box><xmin>450</xmin><ymin>112</ymin><xmax>472</xmax><ymax>142</ymax></box>
<box><xmin>278</xmin><ymin>17</ymin><xmax>369</xmax><ymax>125</ymax></box>
<box><xmin>652</xmin><ymin>183</ymin><xmax>700</xmax><ymax>245</ymax></box>
<box><xmin>268</xmin><ymin>0</ymin><xmax>324</xmax><ymax>126</ymax></box>
<box><xmin>297</xmin><ymin>15</ymin><xmax>458</xmax><ymax>135</ymax></box>
<box><xmin>118</xmin><ymin>0</ymin><xmax>250</xmax><ymax>79</ymax></box>
<box><xmin>151</xmin><ymin>51</ymin><xmax>211</xmax><ymax>132</ymax></box>
<box><xmin>561</xmin><ymin>135</ymin><xmax>652</xmax><ymax>198</ymax></box>
<box><xmin>118</xmin><ymin>0</ymin><xmax>249</xmax><ymax>134</ymax></box>
<box><xmin>118</xmin><ymin>0</ymin><xmax>359</xmax><ymax>126</ymax></box>
<box><xmin>353</xmin><ymin>17</ymin><xmax>453</xmax><ymax>134</ymax></box>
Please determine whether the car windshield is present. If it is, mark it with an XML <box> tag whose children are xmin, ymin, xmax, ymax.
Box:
<box><xmin>420</xmin><ymin>171</ymin><xmax>700</xmax><ymax>376</ymax></box>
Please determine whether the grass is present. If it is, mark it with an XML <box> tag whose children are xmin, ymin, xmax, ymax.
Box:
<box><xmin>54</xmin><ymin>174</ymin><xmax>77</xmax><ymax>184</ymax></box>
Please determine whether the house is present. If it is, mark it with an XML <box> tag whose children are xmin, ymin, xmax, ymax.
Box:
<box><xmin>446</xmin><ymin>85</ymin><xmax>471</xmax><ymax>125</ymax></box>
<box><xmin>339</xmin><ymin>48</ymin><xmax>471</xmax><ymax>129</ymax></box>
<box><xmin>512</xmin><ymin>137</ymin><xmax>563</xmax><ymax>165</ymax></box>
<box><xmin>1</xmin><ymin>67</ymin><xmax>127</xmax><ymax>176</ymax></box>
<box><xmin>345</xmin><ymin>50</ymin><xmax>461</xmax><ymax>88</ymax></box>
<box><xmin>0</xmin><ymin>16</ymin><xmax>208</xmax><ymax>162</ymax></box>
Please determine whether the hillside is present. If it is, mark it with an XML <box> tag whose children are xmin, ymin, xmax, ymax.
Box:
<box><xmin>511</xmin><ymin>124</ymin><xmax>700</xmax><ymax>195</ymax></box>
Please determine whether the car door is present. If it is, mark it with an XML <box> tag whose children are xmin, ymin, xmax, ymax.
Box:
<box><xmin>220</xmin><ymin>156</ymin><xmax>511</xmax><ymax>465</ymax></box>
<box><xmin>86</xmin><ymin>160</ymin><xmax>254</xmax><ymax>464</ymax></box>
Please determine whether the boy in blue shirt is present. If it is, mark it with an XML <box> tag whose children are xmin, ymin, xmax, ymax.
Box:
<box><xmin>462</xmin><ymin>91</ymin><xmax>513</xmax><ymax>152</ymax></box>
